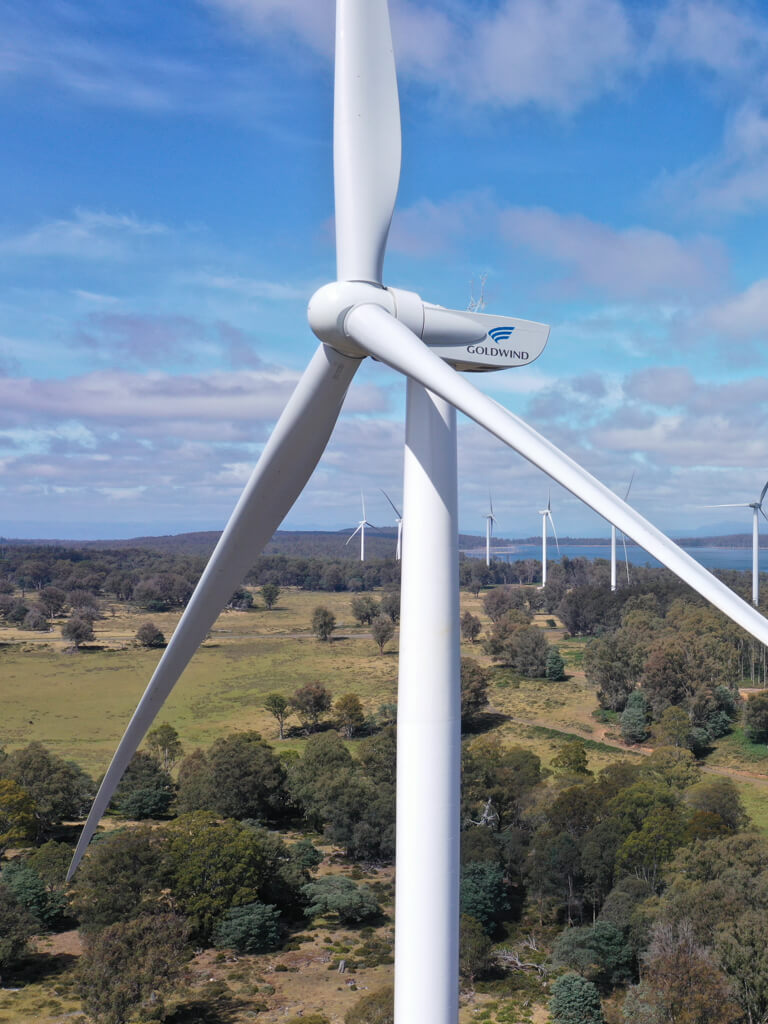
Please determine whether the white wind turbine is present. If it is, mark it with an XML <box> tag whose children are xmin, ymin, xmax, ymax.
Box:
<box><xmin>611</xmin><ymin>472</ymin><xmax>635</xmax><ymax>591</ymax></box>
<box><xmin>381</xmin><ymin>489</ymin><xmax>403</xmax><ymax>560</ymax></box>
<box><xmin>67</xmin><ymin>3</ymin><xmax>768</xmax><ymax>1022</ymax></box>
<box><xmin>346</xmin><ymin>492</ymin><xmax>377</xmax><ymax>561</ymax></box>
<box><xmin>483</xmin><ymin>493</ymin><xmax>497</xmax><ymax>567</ymax></box>
<box><xmin>704</xmin><ymin>479</ymin><xmax>768</xmax><ymax>607</ymax></box>
<box><xmin>538</xmin><ymin>492</ymin><xmax>560</xmax><ymax>587</ymax></box>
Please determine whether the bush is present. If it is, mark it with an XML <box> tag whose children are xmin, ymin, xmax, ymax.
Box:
<box><xmin>546</xmin><ymin>648</ymin><xmax>566</xmax><ymax>681</ymax></box>
<box><xmin>345</xmin><ymin>985</ymin><xmax>393</xmax><ymax>1024</ymax></box>
<box><xmin>111</xmin><ymin>751</ymin><xmax>174</xmax><ymax>819</ymax></box>
<box><xmin>302</xmin><ymin>876</ymin><xmax>380</xmax><ymax>924</ymax></box>
<box><xmin>620</xmin><ymin>690</ymin><xmax>649</xmax><ymax>744</ymax></box>
<box><xmin>0</xmin><ymin>884</ymin><xmax>36</xmax><ymax>977</ymax></box>
<box><xmin>550</xmin><ymin>973</ymin><xmax>605</xmax><ymax>1024</ymax></box>
<box><xmin>77</xmin><ymin>913</ymin><xmax>189</xmax><ymax>1024</ymax></box>
<box><xmin>744</xmin><ymin>692</ymin><xmax>768</xmax><ymax>744</ymax></box>
<box><xmin>135</xmin><ymin>621</ymin><xmax>165</xmax><ymax>648</ymax></box>
<box><xmin>213</xmin><ymin>901</ymin><xmax>281</xmax><ymax>953</ymax></box>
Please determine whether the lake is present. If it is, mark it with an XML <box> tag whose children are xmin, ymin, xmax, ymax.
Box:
<box><xmin>464</xmin><ymin>543</ymin><xmax>760</xmax><ymax>573</ymax></box>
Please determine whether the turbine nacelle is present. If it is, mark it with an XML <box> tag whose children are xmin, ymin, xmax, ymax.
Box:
<box><xmin>308</xmin><ymin>281</ymin><xmax>550</xmax><ymax>372</ymax></box>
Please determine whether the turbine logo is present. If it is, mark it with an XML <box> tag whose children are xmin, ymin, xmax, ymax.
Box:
<box><xmin>488</xmin><ymin>326</ymin><xmax>515</xmax><ymax>342</ymax></box>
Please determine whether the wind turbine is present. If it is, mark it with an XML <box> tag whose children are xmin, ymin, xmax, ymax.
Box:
<box><xmin>611</xmin><ymin>473</ymin><xmax>635</xmax><ymax>591</ymax></box>
<box><xmin>346</xmin><ymin>492</ymin><xmax>377</xmax><ymax>561</ymax></box>
<box><xmin>704</xmin><ymin>479</ymin><xmax>768</xmax><ymax>607</ymax></box>
<box><xmin>538</xmin><ymin>492</ymin><xmax>560</xmax><ymax>587</ymax></box>
<box><xmin>66</xmin><ymin>4</ymin><xmax>768</xmax><ymax>1024</ymax></box>
<box><xmin>483</xmin><ymin>493</ymin><xmax>497</xmax><ymax>567</ymax></box>
<box><xmin>381</xmin><ymin>489</ymin><xmax>403</xmax><ymax>560</ymax></box>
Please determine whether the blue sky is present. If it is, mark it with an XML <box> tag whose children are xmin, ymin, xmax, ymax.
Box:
<box><xmin>3</xmin><ymin>0</ymin><xmax>768</xmax><ymax>540</ymax></box>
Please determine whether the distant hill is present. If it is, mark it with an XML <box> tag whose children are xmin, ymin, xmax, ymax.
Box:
<box><xmin>1</xmin><ymin>530</ymin><xmax>761</xmax><ymax>557</ymax></box>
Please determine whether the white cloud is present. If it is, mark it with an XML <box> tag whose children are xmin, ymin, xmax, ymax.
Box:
<box><xmin>0</xmin><ymin>366</ymin><xmax>387</xmax><ymax>426</ymax></box>
<box><xmin>650</xmin><ymin>0</ymin><xmax>768</xmax><ymax>77</ymax></box>
<box><xmin>0</xmin><ymin>209</ymin><xmax>168</xmax><ymax>261</ymax></box>
<box><xmin>657</xmin><ymin>104</ymin><xmax>768</xmax><ymax>216</ymax></box>
<box><xmin>699</xmin><ymin>278</ymin><xmax>768</xmax><ymax>338</ymax></box>
<box><xmin>192</xmin><ymin>273</ymin><xmax>307</xmax><ymax>301</ymax></box>
<box><xmin>501</xmin><ymin>206</ymin><xmax>727</xmax><ymax>299</ymax></box>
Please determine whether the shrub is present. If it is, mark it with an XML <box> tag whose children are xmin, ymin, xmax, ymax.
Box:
<box><xmin>213</xmin><ymin>901</ymin><xmax>281</xmax><ymax>953</ymax></box>
<box><xmin>550</xmin><ymin>973</ymin><xmax>605</xmax><ymax>1024</ymax></box>
<box><xmin>135</xmin><ymin>621</ymin><xmax>165</xmax><ymax>648</ymax></box>
<box><xmin>302</xmin><ymin>876</ymin><xmax>380</xmax><ymax>924</ymax></box>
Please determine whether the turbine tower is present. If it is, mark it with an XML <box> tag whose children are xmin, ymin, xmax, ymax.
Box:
<box><xmin>483</xmin><ymin>493</ymin><xmax>497</xmax><ymax>567</ymax></box>
<box><xmin>611</xmin><ymin>473</ymin><xmax>635</xmax><ymax>591</ymax></box>
<box><xmin>705</xmin><ymin>479</ymin><xmax>768</xmax><ymax>606</ymax></box>
<box><xmin>382</xmin><ymin>489</ymin><xmax>403</xmax><ymax>560</ymax></box>
<box><xmin>538</xmin><ymin>493</ymin><xmax>560</xmax><ymax>587</ymax></box>
<box><xmin>346</xmin><ymin>492</ymin><xmax>377</xmax><ymax>561</ymax></box>
<box><xmin>66</xmin><ymin>4</ymin><xmax>768</xmax><ymax>1024</ymax></box>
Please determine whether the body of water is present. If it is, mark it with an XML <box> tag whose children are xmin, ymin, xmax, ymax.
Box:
<box><xmin>464</xmin><ymin>543</ymin><xmax>759</xmax><ymax>573</ymax></box>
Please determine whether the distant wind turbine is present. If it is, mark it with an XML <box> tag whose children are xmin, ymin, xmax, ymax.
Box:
<box><xmin>539</xmin><ymin>492</ymin><xmax>560</xmax><ymax>587</ymax></box>
<box><xmin>346</xmin><ymin>492</ymin><xmax>378</xmax><ymax>562</ymax></box>
<box><xmin>704</xmin><ymin>479</ymin><xmax>768</xmax><ymax>606</ymax></box>
<box><xmin>611</xmin><ymin>473</ymin><xmax>635</xmax><ymax>591</ymax></box>
<box><xmin>483</xmin><ymin>494</ymin><xmax>497</xmax><ymax>567</ymax></box>
<box><xmin>381</xmin><ymin>489</ymin><xmax>403</xmax><ymax>560</ymax></box>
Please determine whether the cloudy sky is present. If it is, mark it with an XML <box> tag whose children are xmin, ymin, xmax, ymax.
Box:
<box><xmin>2</xmin><ymin>0</ymin><xmax>768</xmax><ymax>540</ymax></box>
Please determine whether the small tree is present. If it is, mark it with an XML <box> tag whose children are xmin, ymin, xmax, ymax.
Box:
<box><xmin>460</xmin><ymin>610</ymin><xmax>482</xmax><ymax>644</ymax></box>
<box><xmin>379</xmin><ymin>590</ymin><xmax>400</xmax><ymax>623</ymax></box>
<box><xmin>0</xmin><ymin>886</ymin><xmax>35</xmax><ymax>985</ymax></box>
<box><xmin>228</xmin><ymin>587</ymin><xmax>253</xmax><ymax>610</ymax></box>
<box><xmin>261</xmin><ymin>583</ymin><xmax>281</xmax><ymax>610</ymax></box>
<box><xmin>77</xmin><ymin>913</ymin><xmax>189</xmax><ymax>1024</ymax></box>
<box><xmin>552</xmin><ymin>740</ymin><xmax>591</xmax><ymax>775</ymax></box>
<box><xmin>312</xmin><ymin>606</ymin><xmax>336</xmax><ymax>642</ymax></box>
<box><xmin>302</xmin><ymin>876</ymin><xmax>380</xmax><ymax>924</ymax></box>
<box><xmin>135</xmin><ymin>621</ymin><xmax>165</xmax><ymax>648</ymax></box>
<box><xmin>371</xmin><ymin>614</ymin><xmax>395</xmax><ymax>654</ymax></box>
<box><xmin>0</xmin><ymin>780</ymin><xmax>36</xmax><ymax>851</ymax></box>
<box><xmin>292</xmin><ymin>682</ymin><xmax>333</xmax><ymax>734</ymax></box>
<box><xmin>352</xmin><ymin>594</ymin><xmax>380</xmax><ymax>625</ymax></box>
<box><xmin>745</xmin><ymin>692</ymin><xmax>768</xmax><ymax>744</ymax></box>
<box><xmin>22</xmin><ymin>606</ymin><xmax>49</xmax><ymax>631</ymax></box>
<box><xmin>145</xmin><ymin>723</ymin><xmax>183</xmax><ymax>770</ymax></box>
<box><xmin>550</xmin><ymin>973</ymin><xmax>605</xmax><ymax>1024</ymax></box>
<box><xmin>111</xmin><ymin>751</ymin><xmax>174</xmax><ymax>820</ymax></box>
<box><xmin>620</xmin><ymin>690</ymin><xmax>649</xmax><ymax>745</ymax></box>
<box><xmin>459</xmin><ymin>913</ymin><xmax>492</xmax><ymax>988</ymax></box>
<box><xmin>264</xmin><ymin>692</ymin><xmax>292</xmax><ymax>739</ymax></box>
<box><xmin>62</xmin><ymin>615</ymin><xmax>94</xmax><ymax>648</ymax></box>
<box><xmin>546</xmin><ymin>648</ymin><xmax>566</xmax><ymax>681</ymax></box>
<box><xmin>460</xmin><ymin>658</ymin><xmax>489</xmax><ymax>727</ymax></box>
<box><xmin>336</xmin><ymin>693</ymin><xmax>365</xmax><ymax>738</ymax></box>
<box><xmin>213</xmin><ymin>900</ymin><xmax>281</xmax><ymax>953</ymax></box>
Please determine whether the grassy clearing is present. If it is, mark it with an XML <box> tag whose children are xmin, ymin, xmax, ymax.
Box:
<box><xmin>707</xmin><ymin>726</ymin><xmax>768</xmax><ymax>769</ymax></box>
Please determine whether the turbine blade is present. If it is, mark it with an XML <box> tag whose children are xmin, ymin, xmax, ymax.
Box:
<box><xmin>489</xmin><ymin>491</ymin><xmax>494</xmax><ymax>517</ymax></box>
<box><xmin>624</xmin><ymin>471</ymin><xmax>635</xmax><ymax>502</ymax></box>
<box><xmin>361</xmin><ymin>491</ymin><xmax>366</xmax><ymax>520</ymax></box>
<box><xmin>344</xmin><ymin>303</ymin><xmax>768</xmax><ymax>646</ymax></box>
<box><xmin>67</xmin><ymin>344</ymin><xmax>360</xmax><ymax>880</ymax></box>
<box><xmin>760</xmin><ymin>479</ymin><xmax>768</xmax><ymax>508</ymax></box>
<box><xmin>346</xmin><ymin>523</ymin><xmax>363</xmax><ymax>544</ymax></box>
<box><xmin>549</xmin><ymin>511</ymin><xmax>560</xmax><ymax>555</ymax></box>
<box><xmin>702</xmin><ymin>503</ymin><xmax>752</xmax><ymax>508</ymax></box>
<box><xmin>621</xmin><ymin>531</ymin><xmax>631</xmax><ymax>585</ymax></box>
<box><xmin>381</xmin><ymin>488</ymin><xmax>402</xmax><ymax>519</ymax></box>
<box><xmin>334</xmin><ymin>0</ymin><xmax>401</xmax><ymax>282</ymax></box>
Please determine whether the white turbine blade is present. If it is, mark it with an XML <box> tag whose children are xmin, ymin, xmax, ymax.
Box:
<box><xmin>621</xmin><ymin>531</ymin><xmax>631</xmax><ymax>585</ymax></box>
<box><xmin>489</xmin><ymin>491</ymin><xmax>494</xmax><ymax>517</ymax></box>
<box><xmin>344</xmin><ymin>304</ymin><xmax>768</xmax><ymax>645</ymax></box>
<box><xmin>624</xmin><ymin>471</ymin><xmax>635</xmax><ymax>502</ymax></box>
<box><xmin>361</xmin><ymin>491</ymin><xmax>366</xmax><ymax>520</ymax></box>
<box><xmin>381</xmin><ymin>488</ymin><xmax>402</xmax><ymax>519</ymax></box>
<box><xmin>702</xmin><ymin>503</ymin><xmax>752</xmax><ymax>508</ymax></box>
<box><xmin>67</xmin><ymin>344</ymin><xmax>360</xmax><ymax>880</ymax></box>
<box><xmin>346</xmin><ymin>523</ymin><xmax>363</xmax><ymax>545</ymax></box>
<box><xmin>549</xmin><ymin>511</ymin><xmax>560</xmax><ymax>555</ymax></box>
<box><xmin>760</xmin><ymin>479</ymin><xmax>768</xmax><ymax>508</ymax></box>
<box><xmin>334</xmin><ymin>0</ymin><xmax>400</xmax><ymax>283</ymax></box>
